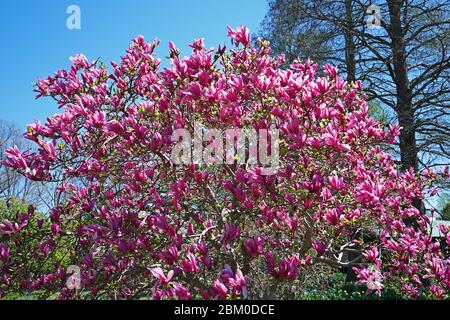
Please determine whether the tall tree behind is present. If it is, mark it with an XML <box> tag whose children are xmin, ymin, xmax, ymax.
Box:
<box><xmin>260</xmin><ymin>0</ymin><xmax>450</xmax><ymax>170</ymax></box>
<box><xmin>0</xmin><ymin>120</ymin><xmax>32</xmax><ymax>202</ymax></box>
<box><xmin>0</xmin><ymin>119</ymin><xmax>54</xmax><ymax>210</ymax></box>
<box><xmin>260</xmin><ymin>0</ymin><xmax>359</xmax><ymax>81</ymax></box>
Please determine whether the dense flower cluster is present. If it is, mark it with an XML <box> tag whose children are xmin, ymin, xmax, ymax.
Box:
<box><xmin>1</xmin><ymin>26</ymin><xmax>449</xmax><ymax>299</ymax></box>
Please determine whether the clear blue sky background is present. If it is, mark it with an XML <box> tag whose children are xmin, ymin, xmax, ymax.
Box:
<box><xmin>0</xmin><ymin>0</ymin><xmax>268</xmax><ymax>129</ymax></box>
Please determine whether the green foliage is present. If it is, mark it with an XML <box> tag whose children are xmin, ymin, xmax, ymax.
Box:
<box><xmin>442</xmin><ymin>202</ymin><xmax>450</xmax><ymax>221</ymax></box>
<box><xmin>368</xmin><ymin>102</ymin><xmax>391</xmax><ymax>126</ymax></box>
<box><xmin>0</xmin><ymin>199</ymin><xmax>29</xmax><ymax>219</ymax></box>
<box><xmin>298</xmin><ymin>273</ymin><xmax>406</xmax><ymax>300</ymax></box>
<box><xmin>0</xmin><ymin>199</ymin><xmax>62</xmax><ymax>300</ymax></box>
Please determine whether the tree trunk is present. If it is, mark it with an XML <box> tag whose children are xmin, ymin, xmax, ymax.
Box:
<box><xmin>388</xmin><ymin>0</ymin><xmax>423</xmax><ymax>215</ymax></box>
<box><xmin>388</xmin><ymin>0</ymin><xmax>418</xmax><ymax>171</ymax></box>
<box><xmin>344</xmin><ymin>0</ymin><xmax>356</xmax><ymax>83</ymax></box>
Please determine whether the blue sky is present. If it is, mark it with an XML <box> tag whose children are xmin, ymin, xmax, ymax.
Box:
<box><xmin>0</xmin><ymin>0</ymin><xmax>268</xmax><ymax>129</ymax></box>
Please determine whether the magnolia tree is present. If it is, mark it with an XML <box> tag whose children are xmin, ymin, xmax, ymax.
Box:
<box><xmin>1</xmin><ymin>26</ymin><xmax>449</xmax><ymax>300</ymax></box>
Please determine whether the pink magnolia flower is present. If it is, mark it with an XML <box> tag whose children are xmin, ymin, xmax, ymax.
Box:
<box><xmin>70</xmin><ymin>54</ymin><xmax>89</xmax><ymax>69</ymax></box>
<box><xmin>325</xmin><ymin>208</ymin><xmax>341</xmax><ymax>226</ymax></box>
<box><xmin>228</xmin><ymin>268</ymin><xmax>248</xmax><ymax>297</ymax></box>
<box><xmin>160</xmin><ymin>243</ymin><xmax>179</xmax><ymax>265</ymax></box>
<box><xmin>227</xmin><ymin>26</ymin><xmax>250</xmax><ymax>47</ymax></box>
<box><xmin>51</xmin><ymin>223</ymin><xmax>61</xmax><ymax>236</ymax></box>
<box><xmin>355</xmin><ymin>180</ymin><xmax>385</xmax><ymax>205</ymax></box>
<box><xmin>106</xmin><ymin>120</ymin><xmax>124</xmax><ymax>135</ymax></box>
<box><xmin>168</xmin><ymin>41</ymin><xmax>180</xmax><ymax>57</ymax></box>
<box><xmin>150</xmin><ymin>267</ymin><xmax>174</xmax><ymax>286</ymax></box>
<box><xmin>181</xmin><ymin>252</ymin><xmax>200</xmax><ymax>273</ymax></box>
<box><xmin>323</xmin><ymin>128</ymin><xmax>351</xmax><ymax>152</ymax></box>
<box><xmin>323</xmin><ymin>64</ymin><xmax>338</xmax><ymax>78</ymax></box>
<box><xmin>328</xmin><ymin>175</ymin><xmax>344</xmax><ymax>191</ymax></box>
<box><xmin>312</xmin><ymin>241</ymin><xmax>326</xmax><ymax>256</ymax></box>
<box><xmin>0</xmin><ymin>244</ymin><xmax>9</xmax><ymax>264</ymax></box>
<box><xmin>363</xmin><ymin>247</ymin><xmax>382</xmax><ymax>267</ymax></box>
<box><xmin>243</xmin><ymin>236</ymin><xmax>265</xmax><ymax>258</ymax></box>
<box><xmin>304</xmin><ymin>171</ymin><xmax>324</xmax><ymax>194</ymax></box>
<box><xmin>221</xmin><ymin>222</ymin><xmax>240</xmax><ymax>244</ymax></box>
<box><xmin>277</xmin><ymin>256</ymin><xmax>300</xmax><ymax>280</ymax></box>
<box><xmin>355</xmin><ymin>266</ymin><xmax>384</xmax><ymax>296</ymax></box>
<box><xmin>213</xmin><ymin>279</ymin><xmax>228</xmax><ymax>299</ymax></box>
<box><xmin>173</xmin><ymin>283</ymin><xmax>192</xmax><ymax>300</ymax></box>
<box><xmin>3</xmin><ymin>147</ymin><xmax>29</xmax><ymax>172</ymax></box>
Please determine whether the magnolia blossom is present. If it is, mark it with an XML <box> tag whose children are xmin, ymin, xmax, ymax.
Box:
<box><xmin>0</xmin><ymin>26</ymin><xmax>449</xmax><ymax>300</ymax></box>
<box><xmin>355</xmin><ymin>266</ymin><xmax>384</xmax><ymax>296</ymax></box>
